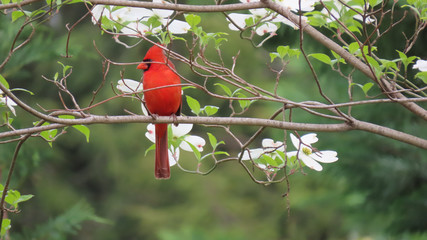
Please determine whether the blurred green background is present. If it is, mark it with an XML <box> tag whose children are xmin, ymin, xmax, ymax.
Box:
<box><xmin>0</xmin><ymin>1</ymin><xmax>426</xmax><ymax>240</ymax></box>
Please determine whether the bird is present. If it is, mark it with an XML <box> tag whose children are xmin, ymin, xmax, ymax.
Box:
<box><xmin>137</xmin><ymin>45</ymin><xmax>181</xmax><ymax>179</ymax></box>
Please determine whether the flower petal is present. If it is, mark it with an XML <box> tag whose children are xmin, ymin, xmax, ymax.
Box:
<box><xmin>262</xmin><ymin>138</ymin><xmax>275</xmax><ymax>148</ymax></box>
<box><xmin>290</xmin><ymin>133</ymin><xmax>301</xmax><ymax>149</ymax></box>
<box><xmin>1</xmin><ymin>97</ymin><xmax>17</xmax><ymax>116</ymax></box>
<box><xmin>255</xmin><ymin>22</ymin><xmax>278</xmax><ymax>36</ymax></box>
<box><xmin>180</xmin><ymin>135</ymin><xmax>206</xmax><ymax>152</ymax></box>
<box><xmin>171</xmin><ymin>123</ymin><xmax>193</xmax><ymax>137</ymax></box>
<box><xmin>167</xmin><ymin>20</ymin><xmax>191</xmax><ymax>34</ymax></box>
<box><xmin>168</xmin><ymin>147</ymin><xmax>180</xmax><ymax>166</ymax></box>
<box><xmin>241</xmin><ymin>148</ymin><xmax>264</xmax><ymax>160</ymax></box>
<box><xmin>276</xmin><ymin>0</ymin><xmax>316</xmax><ymax>12</ymax></box>
<box><xmin>152</xmin><ymin>0</ymin><xmax>174</xmax><ymax>18</ymax></box>
<box><xmin>262</xmin><ymin>138</ymin><xmax>284</xmax><ymax>152</ymax></box>
<box><xmin>141</xmin><ymin>102</ymin><xmax>149</xmax><ymax>116</ymax></box>
<box><xmin>413</xmin><ymin>60</ymin><xmax>427</xmax><ymax>72</ymax></box>
<box><xmin>120</xmin><ymin>22</ymin><xmax>151</xmax><ymax>36</ymax></box>
<box><xmin>111</xmin><ymin>7</ymin><xmax>153</xmax><ymax>22</ymax></box>
<box><xmin>300</xmin><ymin>133</ymin><xmax>318</xmax><ymax>145</ymax></box>
<box><xmin>249</xmin><ymin>8</ymin><xmax>269</xmax><ymax>18</ymax></box>
<box><xmin>227</xmin><ymin>13</ymin><xmax>251</xmax><ymax>31</ymax></box>
<box><xmin>300</xmin><ymin>154</ymin><xmax>323</xmax><ymax>171</ymax></box>
<box><xmin>91</xmin><ymin>5</ymin><xmax>108</xmax><ymax>24</ymax></box>
<box><xmin>145</xmin><ymin>124</ymin><xmax>156</xmax><ymax>143</ymax></box>
<box><xmin>310</xmin><ymin>150</ymin><xmax>338</xmax><ymax>163</ymax></box>
<box><xmin>117</xmin><ymin>79</ymin><xmax>143</xmax><ymax>93</ymax></box>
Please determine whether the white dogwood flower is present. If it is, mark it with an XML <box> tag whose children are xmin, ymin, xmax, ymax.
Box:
<box><xmin>288</xmin><ymin>133</ymin><xmax>338</xmax><ymax>171</ymax></box>
<box><xmin>320</xmin><ymin>0</ymin><xmax>376</xmax><ymax>24</ymax></box>
<box><xmin>0</xmin><ymin>90</ymin><xmax>17</xmax><ymax>116</ymax></box>
<box><xmin>226</xmin><ymin>0</ymin><xmax>312</xmax><ymax>35</ymax></box>
<box><xmin>145</xmin><ymin>123</ymin><xmax>206</xmax><ymax>161</ymax></box>
<box><xmin>413</xmin><ymin>60</ymin><xmax>427</xmax><ymax>72</ymax></box>
<box><xmin>91</xmin><ymin>0</ymin><xmax>190</xmax><ymax>36</ymax></box>
<box><xmin>116</xmin><ymin>79</ymin><xmax>143</xmax><ymax>93</ymax></box>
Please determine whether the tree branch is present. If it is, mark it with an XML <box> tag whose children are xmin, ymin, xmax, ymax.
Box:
<box><xmin>0</xmin><ymin>0</ymin><xmax>265</xmax><ymax>11</ymax></box>
<box><xmin>0</xmin><ymin>115</ymin><xmax>425</xmax><ymax>149</ymax></box>
<box><xmin>261</xmin><ymin>0</ymin><xmax>427</xmax><ymax>120</ymax></box>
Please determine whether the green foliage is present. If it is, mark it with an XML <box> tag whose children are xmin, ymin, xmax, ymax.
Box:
<box><xmin>309</xmin><ymin>53</ymin><xmax>332</xmax><ymax>65</ymax></box>
<box><xmin>351</xmin><ymin>82</ymin><xmax>374</xmax><ymax>96</ymax></box>
<box><xmin>415</xmin><ymin>71</ymin><xmax>427</xmax><ymax>84</ymax></box>
<box><xmin>1</xmin><ymin>219</ymin><xmax>11</xmax><ymax>237</ymax></box>
<box><xmin>397</xmin><ymin>50</ymin><xmax>418</xmax><ymax>72</ymax></box>
<box><xmin>270</xmin><ymin>45</ymin><xmax>301</xmax><ymax>62</ymax></box>
<box><xmin>0</xmin><ymin>185</ymin><xmax>33</xmax><ymax>237</ymax></box>
<box><xmin>12</xmin><ymin>201</ymin><xmax>108</xmax><ymax>240</ymax></box>
<box><xmin>186</xmin><ymin>14</ymin><xmax>228</xmax><ymax>49</ymax></box>
<box><xmin>0</xmin><ymin>74</ymin><xmax>9</xmax><ymax>89</ymax></box>
<box><xmin>186</xmin><ymin>95</ymin><xmax>201</xmax><ymax>115</ymax></box>
<box><xmin>58</xmin><ymin>115</ymin><xmax>90</xmax><ymax>142</ymax></box>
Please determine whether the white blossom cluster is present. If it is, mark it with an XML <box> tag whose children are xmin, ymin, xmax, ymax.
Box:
<box><xmin>91</xmin><ymin>0</ymin><xmax>191</xmax><ymax>36</ymax></box>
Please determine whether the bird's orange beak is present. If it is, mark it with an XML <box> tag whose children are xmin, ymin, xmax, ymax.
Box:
<box><xmin>137</xmin><ymin>62</ymin><xmax>148</xmax><ymax>70</ymax></box>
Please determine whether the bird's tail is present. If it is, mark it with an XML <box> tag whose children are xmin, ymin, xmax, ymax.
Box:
<box><xmin>154</xmin><ymin>123</ymin><xmax>170</xmax><ymax>179</ymax></box>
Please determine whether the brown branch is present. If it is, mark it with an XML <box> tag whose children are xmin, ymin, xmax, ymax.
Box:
<box><xmin>0</xmin><ymin>114</ymin><xmax>425</xmax><ymax>149</ymax></box>
<box><xmin>260</xmin><ymin>0</ymin><xmax>427</xmax><ymax>120</ymax></box>
<box><xmin>0</xmin><ymin>0</ymin><xmax>265</xmax><ymax>11</ymax></box>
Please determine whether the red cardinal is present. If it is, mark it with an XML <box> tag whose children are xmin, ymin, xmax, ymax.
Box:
<box><xmin>137</xmin><ymin>45</ymin><xmax>181</xmax><ymax>179</ymax></box>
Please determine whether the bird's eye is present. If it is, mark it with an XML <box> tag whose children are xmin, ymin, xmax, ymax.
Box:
<box><xmin>143</xmin><ymin>59</ymin><xmax>153</xmax><ymax>71</ymax></box>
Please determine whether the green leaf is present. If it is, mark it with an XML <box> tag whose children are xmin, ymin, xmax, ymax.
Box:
<box><xmin>207</xmin><ymin>132</ymin><xmax>217</xmax><ymax>149</ymax></box>
<box><xmin>214</xmin><ymin>83</ymin><xmax>232</xmax><ymax>97</ymax></box>
<box><xmin>365</xmin><ymin>55</ymin><xmax>381</xmax><ymax>76</ymax></box>
<box><xmin>277</xmin><ymin>45</ymin><xmax>289</xmax><ymax>59</ymax></box>
<box><xmin>368</xmin><ymin>0</ymin><xmax>381</xmax><ymax>7</ymax></box>
<box><xmin>11</xmin><ymin>11</ymin><xmax>26</xmax><ymax>22</ymax></box>
<box><xmin>379</xmin><ymin>59</ymin><xmax>399</xmax><ymax>72</ymax></box>
<box><xmin>39</xmin><ymin>122</ymin><xmax>57</xmax><ymax>147</ymax></box>
<box><xmin>0</xmin><ymin>219</ymin><xmax>11</xmax><ymax>237</ymax></box>
<box><xmin>185</xmin><ymin>14</ymin><xmax>201</xmax><ymax>28</ymax></box>
<box><xmin>186</xmin><ymin>95</ymin><xmax>201</xmax><ymax>115</ymax></box>
<box><xmin>351</xmin><ymin>82</ymin><xmax>374</xmax><ymax>96</ymax></box>
<box><xmin>185</xmin><ymin>141</ymin><xmax>201</xmax><ymax>161</ymax></box>
<box><xmin>203</xmin><ymin>105</ymin><xmax>219</xmax><ymax>116</ymax></box>
<box><xmin>0</xmin><ymin>74</ymin><xmax>9</xmax><ymax>89</ymax></box>
<box><xmin>415</xmin><ymin>71</ymin><xmax>427</xmax><ymax>84</ymax></box>
<box><xmin>1</xmin><ymin>0</ymin><xmax>10</xmax><ymax>4</ymax></box>
<box><xmin>145</xmin><ymin>144</ymin><xmax>156</xmax><ymax>156</ymax></box>
<box><xmin>310</xmin><ymin>53</ymin><xmax>332</xmax><ymax>65</ymax></box>
<box><xmin>31</xmin><ymin>9</ymin><xmax>47</xmax><ymax>17</ymax></box>
<box><xmin>213</xmin><ymin>151</ymin><xmax>229</xmax><ymax>156</ymax></box>
<box><xmin>270</xmin><ymin>53</ymin><xmax>280</xmax><ymax>62</ymax></box>
<box><xmin>331</xmin><ymin>50</ymin><xmax>346</xmax><ymax>64</ymax></box>
<box><xmin>15</xmin><ymin>194</ymin><xmax>34</xmax><ymax>205</ymax></box>
<box><xmin>57</xmin><ymin>61</ymin><xmax>72</xmax><ymax>76</ymax></box>
<box><xmin>288</xmin><ymin>48</ymin><xmax>301</xmax><ymax>58</ymax></box>
<box><xmin>305</xmin><ymin>11</ymin><xmax>327</xmax><ymax>27</ymax></box>
<box><xmin>244</xmin><ymin>17</ymin><xmax>255</xmax><ymax>26</ymax></box>
<box><xmin>5</xmin><ymin>190</ymin><xmax>20</xmax><ymax>208</ymax></box>
<box><xmin>72</xmin><ymin>125</ymin><xmax>90</xmax><ymax>142</ymax></box>
<box><xmin>362</xmin><ymin>82</ymin><xmax>374</xmax><ymax>95</ymax></box>
<box><xmin>262</xmin><ymin>155</ymin><xmax>278</xmax><ymax>167</ymax></box>
<box><xmin>5</xmin><ymin>189</ymin><xmax>33</xmax><ymax>209</ymax></box>
<box><xmin>276</xmin><ymin>150</ymin><xmax>287</xmax><ymax>163</ymax></box>
<box><xmin>214</xmin><ymin>37</ymin><xmax>227</xmax><ymax>49</ymax></box>
<box><xmin>236</xmin><ymin>93</ymin><xmax>251</xmax><ymax>110</ymax></box>
<box><xmin>397</xmin><ymin>50</ymin><xmax>418</xmax><ymax>71</ymax></box>
<box><xmin>348</xmin><ymin>42</ymin><xmax>360</xmax><ymax>54</ymax></box>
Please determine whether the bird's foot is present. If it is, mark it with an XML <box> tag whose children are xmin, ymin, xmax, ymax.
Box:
<box><xmin>172</xmin><ymin>114</ymin><xmax>179</xmax><ymax>126</ymax></box>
